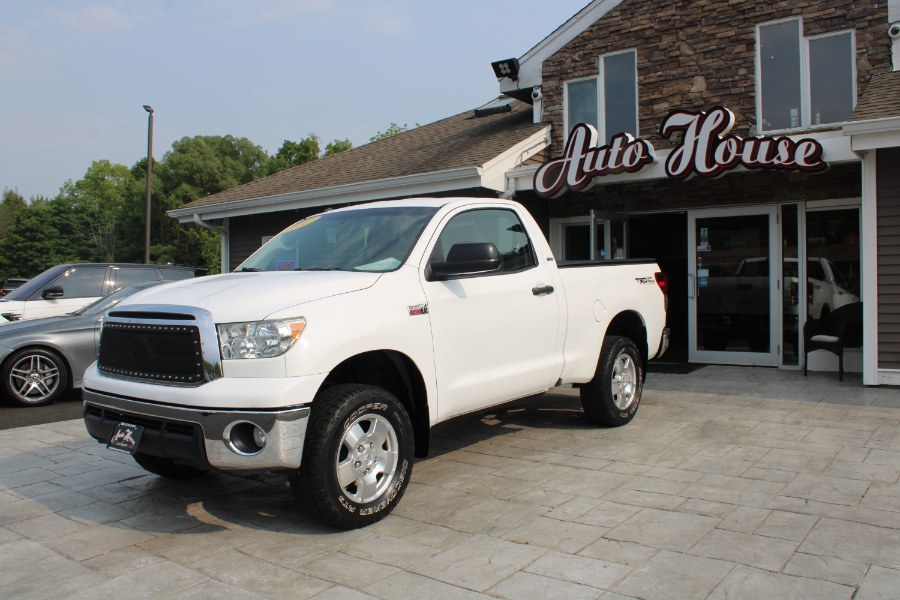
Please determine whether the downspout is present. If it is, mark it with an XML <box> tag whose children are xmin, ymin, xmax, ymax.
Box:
<box><xmin>192</xmin><ymin>214</ymin><xmax>230</xmax><ymax>273</ymax></box>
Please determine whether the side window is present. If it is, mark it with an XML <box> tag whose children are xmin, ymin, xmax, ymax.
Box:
<box><xmin>53</xmin><ymin>267</ymin><xmax>106</xmax><ymax>299</ymax></box>
<box><xmin>113</xmin><ymin>268</ymin><xmax>160</xmax><ymax>291</ymax></box>
<box><xmin>433</xmin><ymin>209</ymin><xmax>537</xmax><ymax>274</ymax></box>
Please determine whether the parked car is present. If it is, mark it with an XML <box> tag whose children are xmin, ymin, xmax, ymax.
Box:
<box><xmin>0</xmin><ymin>280</ymin><xmax>165</xmax><ymax>407</ymax></box>
<box><xmin>0</xmin><ymin>278</ymin><xmax>28</xmax><ymax>297</ymax></box>
<box><xmin>0</xmin><ymin>263</ymin><xmax>202</xmax><ymax>323</ymax></box>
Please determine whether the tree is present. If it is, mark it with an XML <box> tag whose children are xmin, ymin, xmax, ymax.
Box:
<box><xmin>155</xmin><ymin>135</ymin><xmax>268</xmax><ymax>272</ymax></box>
<box><xmin>324</xmin><ymin>139</ymin><xmax>352</xmax><ymax>157</ymax></box>
<box><xmin>58</xmin><ymin>160</ymin><xmax>136</xmax><ymax>262</ymax></box>
<box><xmin>0</xmin><ymin>188</ymin><xmax>27</xmax><ymax>241</ymax></box>
<box><xmin>266</xmin><ymin>135</ymin><xmax>321</xmax><ymax>175</ymax></box>
<box><xmin>370</xmin><ymin>123</ymin><xmax>417</xmax><ymax>142</ymax></box>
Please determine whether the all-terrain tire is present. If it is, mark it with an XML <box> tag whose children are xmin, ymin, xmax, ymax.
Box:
<box><xmin>290</xmin><ymin>384</ymin><xmax>414</xmax><ymax>529</ymax></box>
<box><xmin>580</xmin><ymin>335</ymin><xmax>643</xmax><ymax>427</ymax></box>
<box><xmin>133</xmin><ymin>453</ymin><xmax>208</xmax><ymax>479</ymax></box>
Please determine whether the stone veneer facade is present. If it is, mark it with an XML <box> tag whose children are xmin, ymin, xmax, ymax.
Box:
<box><xmin>540</xmin><ymin>0</ymin><xmax>891</xmax><ymax>154</ymax></box>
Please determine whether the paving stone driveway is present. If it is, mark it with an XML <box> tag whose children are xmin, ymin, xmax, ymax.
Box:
<box><xmin>2</xmin><ymin>365</ymin><xmax>900</xmax><ymax>599</ymax></box>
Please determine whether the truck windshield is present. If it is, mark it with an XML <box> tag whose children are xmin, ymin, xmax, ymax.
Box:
<box><xmin>238</xmin><ymin>206</ymin><xmax>440</xmax><ymax>273</ymax></box>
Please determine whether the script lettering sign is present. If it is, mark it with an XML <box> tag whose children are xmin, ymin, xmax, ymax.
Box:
<box><xmin>533</xmin><ymin>106</ymin><xmax>828</xmax><ymax>199</ymax></box>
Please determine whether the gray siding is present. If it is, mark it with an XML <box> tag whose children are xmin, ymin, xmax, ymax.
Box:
<box><xmin>878</xmin><ymin>148</ymin><xmax>900</xmax><ymax>369</ymax></box>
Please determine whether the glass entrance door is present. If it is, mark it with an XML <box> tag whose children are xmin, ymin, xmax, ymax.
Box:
<box><xmin>688</xmin><ymin>207</ymin><xmax>779</xmax><ymax>365</ymax></box>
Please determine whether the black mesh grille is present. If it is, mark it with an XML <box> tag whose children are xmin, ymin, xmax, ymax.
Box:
<box><xmin>98</xmin><ymin>322</ymin><xmax>205</xmax><ymax>384</ymax></box>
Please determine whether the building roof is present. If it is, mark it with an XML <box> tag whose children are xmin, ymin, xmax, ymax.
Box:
<box><xmin>847</xmin><ymin>71</ymin><xmax>900</xmax><ymax>123</ymax></box>
<box><xmin>169</xmin><ymin>100</ymin><xmax>549</xmax><ymax>221</ymax></box>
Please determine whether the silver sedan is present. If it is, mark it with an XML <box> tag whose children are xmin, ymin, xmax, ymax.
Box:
<box><xmin>0</xmin><ymin>281</ymin><xmax>163</xmax><ymax>407</ymax></box>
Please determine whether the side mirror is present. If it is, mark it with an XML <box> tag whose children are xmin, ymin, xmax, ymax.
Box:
<box><xmin>429</xmin><ymin>242</ymin><xmax>501</xmax><ymax>281</ymax></box>
<box><xmin>42</xmin><ymin>286</ymin><xmax>64</xmax><ymax>300</ymax></box>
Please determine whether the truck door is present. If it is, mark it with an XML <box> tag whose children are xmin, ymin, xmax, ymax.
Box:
<box><xmin>421</xmin><ymin>207</ymin><xmax>560</xmax><ymax>420</ymax></box>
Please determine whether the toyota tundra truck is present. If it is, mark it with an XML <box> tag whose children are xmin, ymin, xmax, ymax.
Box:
<box><xmin>82</xmin><ymin>197</ymin><xmax>669</xmax><ymax>528</ymax></box>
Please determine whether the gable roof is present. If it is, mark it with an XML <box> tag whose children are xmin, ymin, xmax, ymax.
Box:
<box><xmin>847</xmin><ymin>71</ymin><xmax>900</xmax><ymax>123</ymax></box>
<box><xmin>497</xmin><ymin>0</ymin><xmax>625</xmax><ymax>96</ymax></box>
<box><xmin>169</xmin><ymin>100</ymin><xmax>549</xmax><ymax>222</ymax></box>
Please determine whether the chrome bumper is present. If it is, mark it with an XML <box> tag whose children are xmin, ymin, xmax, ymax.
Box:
<box><xmin>83</xmin><ymin>388</ymin><xmax>310</xmax><ymax>470</ymax></box>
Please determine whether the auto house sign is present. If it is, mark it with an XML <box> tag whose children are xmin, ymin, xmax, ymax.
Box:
<box><xmin>533</xmin><ymin>106</ymin><xmax>828</xmax><ymax>198</ymax></box>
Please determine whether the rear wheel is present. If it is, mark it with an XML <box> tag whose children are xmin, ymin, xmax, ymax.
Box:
<box><xmin>132</xmin><ymin>453</ymin><xmax>207</xmax><ymax>479</ymax></box>
<box><xmin>580</xmin><ymin>336</ymin><xmax>643</xmax><ymax>427</ymax></box>
<box><xmin>290</xmin><ymin>384</ymin><xmax>414</xmax><ymax>529</ymax></box>
<box><xmin>2</xmin><ymin>348</ymin><xmax>68</xmax><ymax>407</ymax></box>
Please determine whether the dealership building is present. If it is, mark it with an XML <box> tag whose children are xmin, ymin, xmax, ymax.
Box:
<box><xmin>170</xmin><ymin>0</ymin><xmax>900</xmax><ymax>385</ymax></box>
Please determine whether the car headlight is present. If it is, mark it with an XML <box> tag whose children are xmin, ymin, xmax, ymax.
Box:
<box><xmin>217</xmin><ymin>318</ymin><xmax>306</xmax><ymax>359</ymax></box>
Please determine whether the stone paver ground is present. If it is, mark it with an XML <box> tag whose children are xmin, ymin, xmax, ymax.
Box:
<box><xmin>2</xmin><ymin>365</ymin><xmax>900</xmax><ymax>598</ymax></box>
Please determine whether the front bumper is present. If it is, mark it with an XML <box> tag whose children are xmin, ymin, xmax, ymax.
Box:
<box><xmin>83</xmin><ymin>389</ymin><xmax>310</xmax><ymax>471</ymax></box>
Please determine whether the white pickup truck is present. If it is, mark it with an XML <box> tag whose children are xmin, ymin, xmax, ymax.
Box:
<box><xmin>83</xmin><ymin>198</ymin><xmax>669</xmax><ymax>528</ymax></box>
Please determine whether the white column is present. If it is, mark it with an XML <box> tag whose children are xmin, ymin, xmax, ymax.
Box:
<box><xmin>861</xmin><ymin>151</ymin><xmax>879</xmax><ymax>385</ymax></box>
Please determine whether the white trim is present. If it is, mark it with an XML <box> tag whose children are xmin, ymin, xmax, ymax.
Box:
<box><xmin>879</xmin><ymin>369</ymin><xmax>900</xmax><ymax>385</ymax></box>
<box><xmin>498</xmin><ymin>0</ymin><xmax>626</xmax><ymax>95</ymax></box>
<box><xmin>861</xmin><ymin>150</ymin><xmax>879</xmax><ymax>385</ymax></box>
<box><xmin>844</xmin><ymin>116</ymin><xmax>900</xmax><ymax>134</ymax></box>
<box><xmin>806</xmin><ymin>197</ymin><xmax>862</xmax><ymax>210</ymax></box>
<box><xmin>170</xmin><ymin>168</ymin><xmax>483</xmax><ymax>222</ymax></box>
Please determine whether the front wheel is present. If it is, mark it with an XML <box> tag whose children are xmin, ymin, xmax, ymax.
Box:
<box><xmin>580</xmin><ymin>336</ymin><xmax>643</xmax><ymax>427</ymax></box>
<box><xmin>291</xmin><ymin>384</ymin><xmax>414</xmax><ymax>529</ymax></box>
<box><xmin>2</xmin><ymin>348</ymin><xmax>68</xmax><ymax>407</ymax></box>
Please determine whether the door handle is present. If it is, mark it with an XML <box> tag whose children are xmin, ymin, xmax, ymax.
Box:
<box><xmin>532</xmin><ymin>285</ymin><xmax>555</xmax><ymax>296</ymax></box>
<box><xmin>688</xmin><ymin>274</ymin><xmax>695</xmax><ymax>299</ymax></box>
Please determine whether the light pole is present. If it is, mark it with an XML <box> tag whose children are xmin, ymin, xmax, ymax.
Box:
<box><xmin>143</xmin><ymin>105</ymin><xmax>154</xmax><ymax>264</ymax></box>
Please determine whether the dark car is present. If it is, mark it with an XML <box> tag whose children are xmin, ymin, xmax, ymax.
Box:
<box><xmin>0</xmin><ymin>280</ymin><xmax>165</xmax><ymax>407</ymax></box>
<box><xmin>0</xmin><ymin>263</ymin><xmax>203</xmax><ymax>323</ymax></box>
<box><xmin>0</xmin><ymin>278</ymin><xmax>28</xmax><ymax>297</ymax></box>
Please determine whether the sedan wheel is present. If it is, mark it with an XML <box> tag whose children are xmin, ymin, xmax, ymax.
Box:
<box><xmin>2</xmin><ymin>348</ymin><xmax>68</xmax><ymax>407</ymax></box>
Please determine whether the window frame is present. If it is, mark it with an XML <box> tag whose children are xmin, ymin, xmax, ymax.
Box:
<box><xmin>562</xmin><ymin>48</ymin><xmax>639</xmax><ymax>143</ymax></box>
<box><xmin>563</xmin><ymin>75</ymin><xmax>599</xmax><ymax>138</ymax></box>
<box><xmin>755</xmin><ymin>17</ymin><xmax>857</xmax><ymax>134</ymax></box>
<box><xmin>598</xmin><ymin>48</ymin><xmax>639</xmax><ymax>145</ymax></box>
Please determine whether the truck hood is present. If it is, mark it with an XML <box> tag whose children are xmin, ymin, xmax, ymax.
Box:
<box><xmin>115</xmin><ymin>271</ymin><xmax>382</xmax><ymax>322</ymax></box>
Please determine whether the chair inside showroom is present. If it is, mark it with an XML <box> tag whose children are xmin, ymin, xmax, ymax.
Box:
<box><xmin>803</xmin><ymin>302</ymin><xmax>863</xmax><ymax>382</ymax></box>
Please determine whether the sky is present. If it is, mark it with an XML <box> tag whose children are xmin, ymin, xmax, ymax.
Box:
<box><xmin>1</xmin><ymin>0</ymin><xmax>590</xmax><ymax>201</ymax></box>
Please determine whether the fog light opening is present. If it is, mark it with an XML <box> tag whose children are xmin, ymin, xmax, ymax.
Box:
<box><xmin>226</xmin><ymin>422</ymin><xmax>267</xmax><ymax>455</ymax></box>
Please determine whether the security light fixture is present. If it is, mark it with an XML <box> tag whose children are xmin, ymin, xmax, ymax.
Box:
<box><xmin>491</xmin><ymin>58</ymin><xmax>520</xmax><ymax>81</ymax></box>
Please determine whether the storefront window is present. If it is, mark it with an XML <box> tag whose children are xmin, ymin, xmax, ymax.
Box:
<box><xmin>601</xmin><ymin>50</ymin><xmax>638</xmax><ymax>145</ymax></box>
<box><xmin>565</xmin><ymin>78</ymin><xmax>598</xmax><ymax>135</ymax></box>
<box><xmin>782</xmin><ymin>205</ymin><xmax>800</xmax><ymax>365</ymax></box>
<box><xmin>757</xmin><ymin>19</ymin><xmax>855</xmax><ymax>131</ymax></box>
<box><xmin>806</xmin><ymin>208</ymin><xmax>861</xmax><ymax>321</ymax></box>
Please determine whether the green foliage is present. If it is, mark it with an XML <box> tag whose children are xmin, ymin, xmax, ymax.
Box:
<box><xmin>324</xmin><ymin>139</ymin><xmax>352</xmax><ymax>157</ymax></box>
<box><xmin>0</xmin><ymin>126</ymin><xmax>362</xmax><ymax>279</ymax></box>
<box><xmin>369</xmin><ymin>122</ymin><xmax>418</xmax><ymax>142</ymax></box>
<box><xmin>266</xmin><ymin>136</ymin><xmax>321</xmax><ymax>175</ymax></box>
<box><xmin>58</xmin><ymin>160</ymin><xmax>136</xmax><ymax>262</ymax></box>
<box><xmin>0</xmin><ymin>188</ymin><xmax>27</xmax><ymax>240</ymax></box>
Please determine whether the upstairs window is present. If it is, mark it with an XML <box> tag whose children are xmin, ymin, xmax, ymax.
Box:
<box><xmin>564</xmin><ymin>49</ymin><xmax>638</xmax><ymax>145</ymax></box>
<box><xmin>756</xmin><ymin>19</ymin><xmax>855</xmax><ymax>132</ymax></box>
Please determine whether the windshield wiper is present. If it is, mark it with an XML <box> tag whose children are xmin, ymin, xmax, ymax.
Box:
<box><xmin>295</xmin><ymin>267</ymin><xmax>347</xmax><ymax>271</ymax></box>
<box><xmin>236</xmin><ymin>267</ymin><xmax>263</xmax><ymax>272</ymax></box>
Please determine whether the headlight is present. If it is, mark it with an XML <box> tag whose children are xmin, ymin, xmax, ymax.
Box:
<box><xmin>217</xmin><ymin>318</ymin><xmax>306</xmax><ymax>359</ymax></box>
